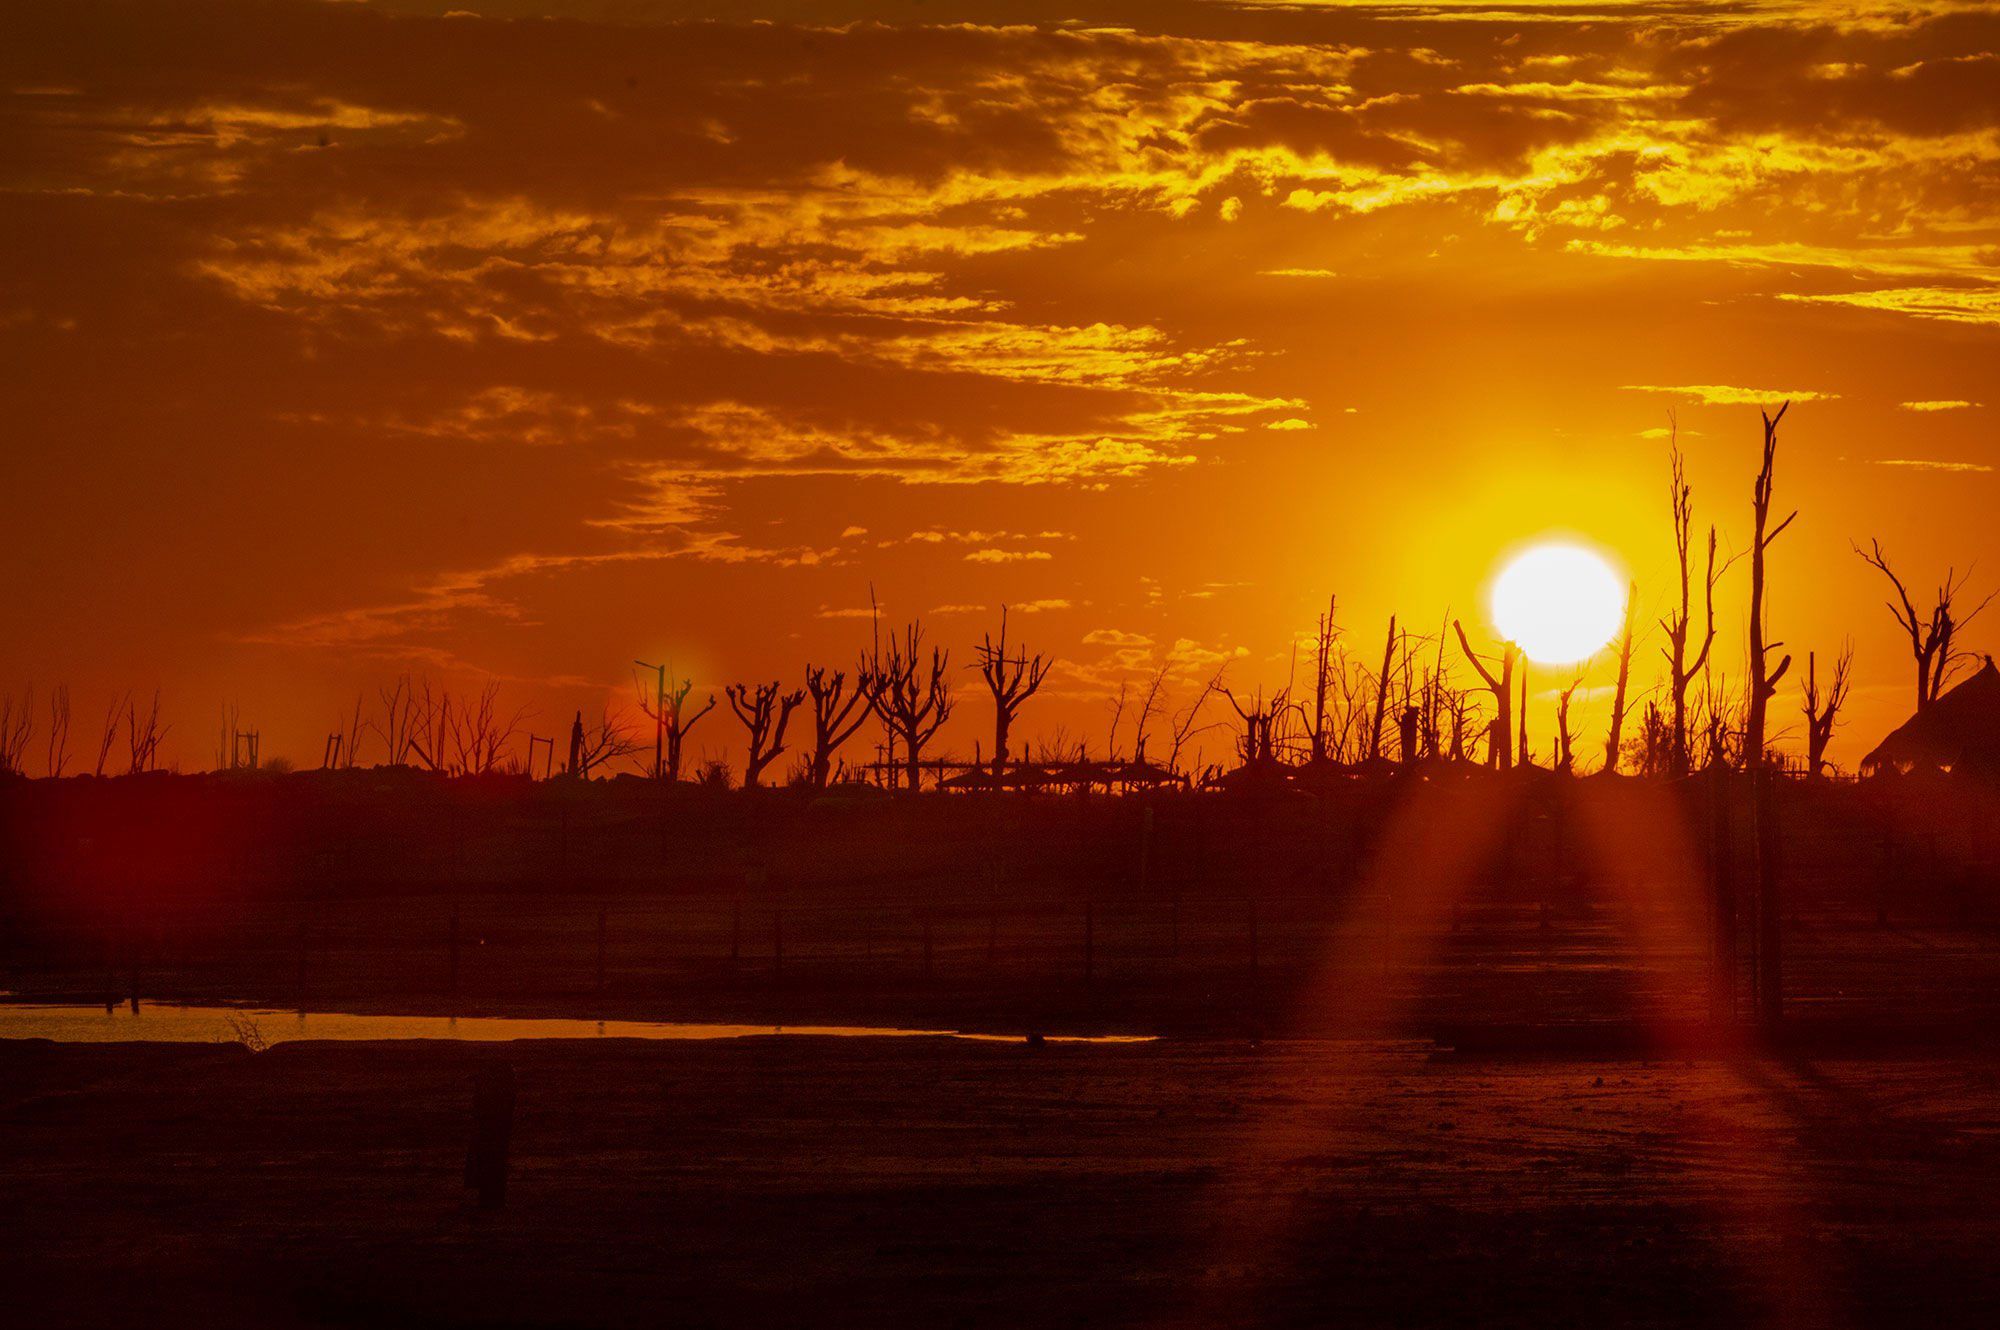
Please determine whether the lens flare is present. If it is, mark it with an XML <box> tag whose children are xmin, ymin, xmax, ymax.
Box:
<box><xmin>1489</xmin><ymin>542</ymin><xmax>1626</xmax><ymax>664</ymax></box>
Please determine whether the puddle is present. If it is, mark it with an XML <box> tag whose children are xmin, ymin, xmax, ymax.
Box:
<box><xmin>0</xmin><ymin>1001</ymin><xmax>1155</xmax><ymax>1048</ymax></box>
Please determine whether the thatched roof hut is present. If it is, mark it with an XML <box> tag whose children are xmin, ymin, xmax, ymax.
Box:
<box><xmin>1862</xmin><ymin>659</ymin><xmax>2000</xmax><ymax>777</ymax></box>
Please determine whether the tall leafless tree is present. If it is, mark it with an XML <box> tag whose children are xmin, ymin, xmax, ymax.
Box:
<box><xmin>1555</xmin><ymin>673</ymin><xmax>1584</xmax><ymax>774</ymax></box>
<box><xmin>1222</xmin><ymin>683</ymin><xmax>1287</xmax><ymax>769</ymax></box>
<box><xmin>727</xmin><ymin>681</ymin><xmax>804</xmax><ymax>788</ymax></box>
<box><xmin>1168</xmin><ymin>666</ymin><xmax>1227</xmax><ymax>774</ymax></box>
<box><xmin>634</xmin><ymin>666</ymin><xmax>715</xmax><ymax>783</ymax></box>
<box><xmin>1303</xmin><ymin>597</ymin><xmax>1342</xmax><ymax>764</ymax></box>
<box><xmin>1603</xmin><ymin>580</ymin><xmax>1639</xmax><ymax>773</ymax></box>
<box><xmin>0</xmin><ymin>687</ymin><xmax>31</xmax><ymax>777</ymax></box>
<box><xmin>375</xmin><ymin>676</ymin><xmax>421</xmax><ymax>766</ymax></box>
<box><xmin>1367</xmin><ymin>615</ymin><xmax>1397</xmax><ymax>761</ymax></box>
<box><xmin>92</xmin><ymin>693</ymin><xmax>125</xmax><ymax>777</ymax></box>
<box><xmin>46</xmin><ymin>685</ymin><xmax>70</xmax><ymax>778</ymax></box>
<box><xmin>568</xmin><ymin>706</ymin><xmax>640</xmax><ymax>779</ymax></box>
<box><xmin>1131</xmin><ymin>664</ymin><xmax>1170</xmax><ymax>763</ymax></box>
<box><xmin>1453</xmin><ymin>620</ymin><xmax>1516</xmax><ymax>770</ymax></box>
<box><xmin>1852</xmin><ymin>538</ymin><xmax>1994</xmax><ymax>714</ymax></box>
<box><xmin>450</xmin><ymin>682</ymin><xmax>528</xmax><ymax>775</ymax></box>
<box><xmin>1801</xmin><ymin>644</ymin><xmax>1854</xmax><ymax>779</ymax></box>
<box><xmin>802</xmin><ymin>665</ymin><xmax>877</xmax><ymax>788</ymax></box>
<box><xmin>977</xmin><ymin>607</ymin><xmax>1054</xmax><ymax>778</ymax></box>
<box><xmin>126</xmin><ymin>690</ymin><xmax>167</xmax><ymax>774</ymax></box>
<box><xmin>1744</xmin><ymin>403</ymin><xmax>1795</xmax><ymax>771</ymax></box>
<box><xmin>1662</xmin><ymin>433</ymin><xmax>1725</xmax><ymax>777</ymax></box>
<box><xmin>870</xmin><ymin>619</ymin><xmax>953</xmax><ymax>790</ymax></box>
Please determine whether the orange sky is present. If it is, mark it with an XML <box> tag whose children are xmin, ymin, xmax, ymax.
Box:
<box><xmin>3</xmin><ymin>0</ymin><xmax>1997</xmax><ymax>774</ymax></box>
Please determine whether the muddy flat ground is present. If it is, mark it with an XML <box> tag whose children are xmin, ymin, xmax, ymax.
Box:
<box><xmin>5</xmin><ymin>1036</ymin><xmax>1999</xmax><ymax>1328</ymax></box>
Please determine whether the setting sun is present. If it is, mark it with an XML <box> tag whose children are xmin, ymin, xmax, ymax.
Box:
<box><xmin>1490</xmin><ymin>543</ymin><xmax>1628</xmax><ymax>665</ymax></box>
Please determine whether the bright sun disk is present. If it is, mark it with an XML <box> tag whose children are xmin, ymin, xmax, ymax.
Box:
<box><xmin>1489</xmin><ymin>542</ymin><xmax>1626</xmax><ymax>665</ymax></box>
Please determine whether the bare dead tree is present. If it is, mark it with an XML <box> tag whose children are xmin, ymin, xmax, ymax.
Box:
<box><xmin>1744</xmin><ymin>403</ymin><xmax>1795</xmax><ymax>771</ymax></box>
<box><xmin>1304</xmin><ymin>597</ymin><xmax>1341</xmax><ymax>764</ymax></box>
<box><xmin>634</xmin><ymin>665</ymin><xmax>715</xmax><ymax>783</ymax></box>
<box><xmin>92</xmin><ymin>693</ymin><xmax>125</xmax><ymax>777</ymax></box>
<box><xmin>1222</xmin><ymin>682</ymin><xmax>1288</xmax><ymax>769</ymax></box>
<box><xmin>1105</xmin><ymin>681</ymin><xmax>1130</xmax><ymax>761</ymax></box>
<box><xmin>1131</xmin><ymin>665</ymin><xmax>1170</xmax><ymax>763</ymax></box>
<box><xmin>374</xmin><ymin>676</ymin><xmax>421</xmax><ymax>766</ymax></box>
<box><xmin>336</xmin><ymin>693</ymin><xmax>366</xmax><ymax>769</ymax></box>
<box><xmin>406</xmin><ymin>678</ymin><xmax>455</xmax><ymax>773</ymax></box>
<box><xmin>1452</xmin><ymin>620</ymin><xmax>1517</xmax><ymax>770</ymax></box>
<box><xmin>977</xmin><ymin>607</ymin><xmax>1054</xmax><ymax>776</ymax></box>
<box><xmin>1801</xmin><ymin>644</ymin><xmax>1854</xmax><ymax>779</ymax></box>
<box><xmin>727</xmin><ymin>681</ymin><xmax>805</xmax><ymax>788</ymax></box>
<box><xmin>870</xmin><ymin>619</ymin><xmax>953</xmax><ymax>790</ymax></box>
<box><xmin>1555</xmin><ymin>673</ymin><xmax>1584</xmax><ymax>774</ymax></box>
<box><xmin>1367</xmin><ymin>615</ymin><xmax>1397</xmax><ymax>761</ymax></box>
<box><xmin>0</xmin><ymin>687</ymin><xmax>31</xmax><ymax>777</ymax></box>
<box><xmin>567</xmin><ymin>707</ymin><xmax>639</xmax><ymax>779</ymax></box>
<box><xmin>449</xmin><ymin>682</ymin><xmax>528</xmax><ymax>775</ymax></box>
<box><xmin>46</xmin><ymin>685</ymin><xmax>70</xmax><ymax>778</ymax></box>
<box><xmin>1603</xmin><ymin>580</ymin><xmax>1639</xmax><ymax>773</ymax></box>
<box><xmin>125</xmin><ymin>691</ymin><xmax>167</xmax><ymax>774</ymax></box>
<box><xmin>802</xmin><ymin>665</ymin><xmax>877</xmax><ymax>788</ymax></box>
<box><xmin>1168</xmin><ymin>666</ymin><xmax>1227</xmax><ymax>774</ymax></box>
<box><xmin>1852</xmin><ymin>538</ymin><xmax>1995</xmax><ymax>714</ymax></box>
<box><xmin>1662</xmin><ymin>433</ymin><xmax>1724</xmax><ymax>777</ymax></box>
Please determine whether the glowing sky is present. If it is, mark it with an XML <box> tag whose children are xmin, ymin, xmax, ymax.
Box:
<box><xmin>3</xmin><ymin>1</ymin><xmax>1996</xmax><ymax>772</ymax></box>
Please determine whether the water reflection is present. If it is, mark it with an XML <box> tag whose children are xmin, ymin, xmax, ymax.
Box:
<box><xmin>0</xmin><ymin>1001</ymin><xmax>1155</xmax><ymax>1048</ymax></box>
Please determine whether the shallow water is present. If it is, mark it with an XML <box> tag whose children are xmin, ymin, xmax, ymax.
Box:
<box><xmin>0</xmin><ymin>1000</ymin><xmax>1154</xmax><ymax>1048</ymax></box>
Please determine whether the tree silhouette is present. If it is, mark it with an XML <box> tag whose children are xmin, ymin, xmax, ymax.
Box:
<box><xmin>45</xmin><ymin>685</ymin><xmax>70</xmax><ymax>778</ymax></box>
<box><xmin>802</xmin><ymin>665</ymin><xmax>877</xmax><ymax>788</ymax></box>
<box><xmin>0</xmin><ymin>688</ymin><xmax>31</xmax><ymax>777</ymax></box>
<box><xmin>727</xmin><ymin>682</ymin><xmax>805</xmax><ymax>788</ymax></box>
<box><xmin>1801</xmin><ymin>644</ymin><xmax>1853</xmax><ymax>779</ymax></box>
<box><xmin>1744</xmin><ymin>403</ymin><xmax>1795</xmax><ymax>771</ymax></box>
<box><xmin>1222</xmin><ymin>683</ymin><xmax>1287</xmax><ymax>769</ymax></box>
<box><xmin>1555</xmin><ymin>673</ymin><xmax>1584</xmax><ymax>774</ymax></box>
<box><xmin>567</xmin><ymin>707</ymin><xmax>639</xmax><ymax>779</ymax></box>
<box><xmin>976</xmin><ymin>607</ymin><xmax>1054</xmax><ymax>777</ymax></box>
<box><xmin>1603</xmin><ymin>580</ymin><xmax>1639</xmax><ymax>773</ymax></box>
<box><xmin>1452</xmin><ymin>620</ymin><xmax>1516</xmax><ymax>770</ymax></box>
<box><xmin>635</xmin><ymin>664</ymin><xmax>715</xmax><ymax>783</ymax></box>
<box><xmin>869</xmin><ymin>619</ymin><xmax>953</xmax><ymax>790</ymax></box>
<box><xmin>1852</xmin><ymin>538</ymin><xmax>1995</xmax><ymax>715</ymax></box>
<box><xmin>1662</xmin><ymin>434</ymin><xmax>1724</xmax><ymax>777</ymax></box>
<box><xmin>125</xmin><ymin>690</ymin><xmax>167</xmax><ymax>775</ymax></box>
<box><xmin>1367</xmin><ymin>615</ymin><xmax>1397</xmax><ymax>761</ymax></box>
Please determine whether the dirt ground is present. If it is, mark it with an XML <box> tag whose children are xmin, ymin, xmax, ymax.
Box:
<box><xmin>4</xmin><ymin>1036</ymin><xmax>1999</xmax><ymax>1328</ymax></box>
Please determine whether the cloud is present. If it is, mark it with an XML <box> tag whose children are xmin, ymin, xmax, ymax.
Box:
<box><xmin>964</xmin><ymin>548</ymin><xmax>1055</xmax><ymax>563</ymax></box>
<box><xmin>1867</xmin><ymin>459</ymin><xmax>1994</xmax><ymax>474</ymax></box>
<box><xmin>1899</xmin><ymin>400</ymin><xmax>1981</xmax><ymax>412</ymax></box>
<box><xmin>1265</xmin><ymin>417</ymin><xmax>1315</xmax><ymax>431</ymax></box>
<box><xmin>1083</xmin><ymin>629</ymin><xmax>1154</xmax><ymax>648</ymax></box>
<box><xmin>1621</xmin><ymin>384</ymin><xmax>1838</xmax><ymax>407</ymax></box>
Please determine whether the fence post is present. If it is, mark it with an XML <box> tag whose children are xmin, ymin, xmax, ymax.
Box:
<box><xmin>730</xmin><ymin>898</ymin><xmax>741</xmax><ymax>967</ymax></box>
<box><xmin>448</xmin><ymin>907</ymin><xmax>461</xmax><ymax>1001</ymax></box>
<box><xmin>772</xmin><ymin>909</ymin><xmax>784</xmax><ymax>978</ymax></box>
<box><xmin>1084</xmin><ymin>902</ymin><xmax>1095</xmax><ymax>985</ymax></box>
<box><xmin>922</xmin><ymin>913</ymin><xmax>934</xmax><ymax>980</ymax></box>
